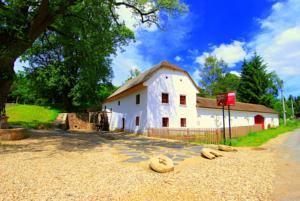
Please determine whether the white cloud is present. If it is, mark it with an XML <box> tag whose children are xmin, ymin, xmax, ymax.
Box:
<box><xmin>195</xmin><ymin>52</ymin><xmax>209</xmax><ymax>66</ymax></box>
<box><xmin>230</xmin><ymin>70</ymin><xmax>241</xmax><ymax>77</ymax></box>
<box><xmin>111</xmin><ymin>12</ymin><xmax>194</xmax><ymax>86</ymax></box>
<box><xmin>249</xmin><ymin>0</ymin><xmax>300</xmax><ymax>95</ymax></box>
<box><xmin>116</xmin><ymin>4</ymin><xmax>158</xmax><ymax>32</ymax></box>
<box><xmin>191</xmin><ymin>68</ymin><xmax>201</xmax><ymax>83</ymax></box>
<box><xmin>111</xmin><ymin>43</ymin><xmax>152</xmax><ymax>86</ymax></box>
<box><xmin>174</xmin><ymin>56</ymin><xmax>182</xmax><ymax>62</ymax></box>
<box><xmin>195</xmin><ymin>41</ymin><xmax>247</xmax><ymax>67</ymax></box>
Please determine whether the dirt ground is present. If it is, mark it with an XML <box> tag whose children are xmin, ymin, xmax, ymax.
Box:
<box><xmin>1</xmin><ymin>129</ymin><xmax>276</xmax><ymax>201</ymax></box>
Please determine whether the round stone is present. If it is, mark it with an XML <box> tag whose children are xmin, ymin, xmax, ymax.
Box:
<box><xmin>149</xmin><ymin>155</ymin><xmax>174</xmax><ymax>173</ymax></box>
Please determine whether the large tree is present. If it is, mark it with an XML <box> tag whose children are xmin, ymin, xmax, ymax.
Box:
<box><xmin>198</xmin><ymin>55</ymin><xmax>240</xmax><ymax>97</ymax></box>
<box><xmin>0</xmin><ymin>0</ymin><xmax>187</xmax><ymax>116</ymax></box>
<box><xmin>237</xmin><ymin>53</ymin><xmax>278</xmax><ymax>108</ymax></box>
<box><xmin>21</xmin><ymin>1</ymin><xmax>133</xmax><ymax>110</ymax></box>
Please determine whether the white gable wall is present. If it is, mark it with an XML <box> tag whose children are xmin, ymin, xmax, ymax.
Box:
<box><xmin>145</xmin><ymin>68</ymin><xmax>199</xmax><ymax>128</ymax></box>
<box><xmin>103</xmin><ymin>89</ymin><xmax>147</xmax><ymax>133</ymax></box>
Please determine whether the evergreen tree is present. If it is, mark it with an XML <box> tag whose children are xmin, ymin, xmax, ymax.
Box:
<box><xmin>237</xmin><ymin>53</ymin><xmax>278</xmax><ymax>108</ymax></box>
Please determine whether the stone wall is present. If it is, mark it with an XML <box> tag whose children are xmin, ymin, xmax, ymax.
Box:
<box><xmin>67</xmin><ymin>113</ymin><xmax>96</xmax><ymax>131</ymax></box>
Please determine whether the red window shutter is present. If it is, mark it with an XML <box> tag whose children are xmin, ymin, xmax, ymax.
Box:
<box><xmin>180</xmin><ymin>95</ymin><xmax>186</xmax><ymax>105</ymax></box>
<box><xmin>162</xmin><ymin>93</ymin><xmax>169</xmax><ymax>103</ymax></box>
<box><xmin>136</xmin><ymin>116</ymin><xmax>140</xmax><ymax>126</ymax></box>
<box><xmin>181</xmin><ymin>118</ymin><xmax>186</xmax><ymax>127</ymax></box>
<box><xmin>162</xmin><ymin>117</ymin><xmax>169</xmax><ymax>127</ymax></box>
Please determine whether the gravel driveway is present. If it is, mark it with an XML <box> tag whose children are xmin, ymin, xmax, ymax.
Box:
<box><xmin>264</xmin><ymin>129</ymin><xmax>300</xmax><ymax>201</ymax></box>
<box><xmin>0</xmin><ymin>129</ymin><xmax>275</xmax><ymax>201</ymax></box>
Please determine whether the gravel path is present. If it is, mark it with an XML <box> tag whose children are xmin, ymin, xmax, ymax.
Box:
<box><xmin>0</xmin><ymin>130</ymin><xmax>275</xmax><ymax>201</ymax></box>
<box><xmin>263</xmin><ymin>129</ymin><xmax>300</xmax><ymax>201</ymax></box>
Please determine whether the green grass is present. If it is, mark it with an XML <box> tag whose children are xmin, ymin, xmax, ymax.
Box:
<box><xmin>6</xmin><ymin>104</ymin><xmax>61</xmax><ymax>128</ymax></box>
<box><xmin>227</xmin><ymin>119</ymin><xmax>300</xmax><ymax>147</ymax></box>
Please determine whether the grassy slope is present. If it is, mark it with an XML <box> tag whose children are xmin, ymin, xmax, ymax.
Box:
<box><xmin>229</xmin><ymin>120</ymin><xmax>300</xmax><ymax>147</ymax></box>
<box><xmin>6</xmin><ymin>104</ymin><xmax>60</xmax><ymax>128</ymax></box>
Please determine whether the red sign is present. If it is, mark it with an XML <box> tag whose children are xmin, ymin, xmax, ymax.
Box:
<box><xmin>217</xmin><ymin>92</ymin><xmax>236</xmax><ymax>106</ymax></box>
<box><xmin>227</xmin><ymin>92</ymin><xmax>236</xmax><ymax>106</ymax></box>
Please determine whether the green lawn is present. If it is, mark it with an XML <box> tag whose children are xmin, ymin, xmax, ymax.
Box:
<box><xmin>6</xmin><ymin>104</ymin><xmax>61</xmax><ymax>128</ymax></box>
<box><xmin>228</xmin><ymin>119</ymin><xmax>300</xmax><ymax>147</ymax></box>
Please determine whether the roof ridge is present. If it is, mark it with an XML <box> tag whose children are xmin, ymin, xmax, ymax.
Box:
<box><xmin>197</xmin><ymin>97</ymin><xmax>277</xmax><ymax>114</ymax></box>
<box><xmin>104</xmin><ymin>61</ymin><xmax>199</xmax><ymax>103</ymax></box>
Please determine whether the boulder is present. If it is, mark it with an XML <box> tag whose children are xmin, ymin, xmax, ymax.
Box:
<box><xmin>203</xmin><ymin>148</ymin><xmax>223</xmax><ymax>157</ymax></box>
<box><xmin>149</xmin><ymin>155</ymin><xmax>174</xmax><ymax>173</ymax></box>
<box><xmin>218</xmin><ymin>145</ymin><xmax>237</xmax><ymax>152</ymax></box>
<box><xmin>201</xmin><ymin>149</ymin><xmax>216</xmax><ymax>160</ymax></box>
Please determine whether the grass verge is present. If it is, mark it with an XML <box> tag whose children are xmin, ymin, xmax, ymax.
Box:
<box><xmin>228</xmin><ymin>119</ymin><xmax>300</xmax><ymax>147</ymax></box>
<box><xmin>6</xmin><ymin>104</ymin><xmax>61</xmax><ymax>128</ymax></box>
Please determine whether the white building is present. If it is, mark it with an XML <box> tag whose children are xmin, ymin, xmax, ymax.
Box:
<box><xmin>103</xmin><ymin>61</ymin><xmax>279</xmax><ymax>133</ymax></box>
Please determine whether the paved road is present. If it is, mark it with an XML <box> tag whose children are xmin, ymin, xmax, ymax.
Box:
<box><xmin>271</xmin><ymin>129</ymin><xmax>300</xmax><ymax>201</ymax></box>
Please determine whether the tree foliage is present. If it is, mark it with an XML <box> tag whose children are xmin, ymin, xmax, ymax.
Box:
<box><xmin>8</xmin><ymin>71</ymin><xmax>36</xmax><ymax>104</ymax></box>
<box><xmin>20</xmin><ymin>1</ymin><xmax>134</xmax><ymax>110</ymax></box>
<box><xmin>237</xmin><ymin>53</ymin><xmax>278</xmax><ymax>108</ymax></box>
<box><xmin>125</xmin><ymin>68</ymin><xmax>141</xmax><ymax>82</ymax></box>
<box><xmin>1</xmin><ymin>0</ymin><xmax>187</xmax><ymax>113</ymax></box>
<box><xmin>0</xmin><ymin>0</ymin><xmax>187</xmax><ymax>115</ymax></box>
<box><xmin>198</xmin><ymin>55</ymin><xmax>240</xmax><ymax>97</ymax></box>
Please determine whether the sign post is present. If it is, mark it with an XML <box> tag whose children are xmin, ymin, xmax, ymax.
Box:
<box><xmin>217</xmin><ymin>92</ymin><xmax>236</xmax><ymax>145</ymax></box>
<box><xmin>217</xmin><ymin>93</ymin><xmax>227</xmax><ymax>144</ymax></box>
<box><xmin>222</xmin><ymin>105</ymin><xmax>226</xmax><ymax>144</ymax></box>
<box><xmin>226</xmin><ymin>92</ymin><xmax>236</xmax><ymax>145</ymax></box>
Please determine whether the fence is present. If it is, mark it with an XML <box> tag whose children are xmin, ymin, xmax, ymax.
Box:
<box><xmin>147</xmin><ymin>124</ymin><xmax>263</xmax><ymax>144</ymax></box>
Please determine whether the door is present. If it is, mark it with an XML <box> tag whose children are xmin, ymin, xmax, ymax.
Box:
<box><xmin>122</xmin><ymin>118</ymin><xmax>125</xmax><ymax>130</ymax></box>
<box><xmin>254</xmin><ymin>115</ymin><xmax>265</xmax><ymax>129</ymax></box>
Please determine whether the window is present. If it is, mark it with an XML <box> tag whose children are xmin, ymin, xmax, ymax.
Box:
<box><xmin>162</xmin><ymin>93</ymin><xmax>169</xmax><ymax>103</ymax></box>
<box><xmin>180</xmin><ymin>95</ymin><xmax>186</xmax><ymax>105</ymax></box>
<box><xmin>118</xmin><ymin>101</ymin><xmax>120</xmax><ymax>105</ymax></box>
<box><xmin>136</xmin><ymin>116</ymin><xmax>140</xmax><ymax>126</ymax></box>
<box><xmin>136</xmin><ymin>94</ymin><xmax>140</xmax><ymax>104</ymax></box>
<box><xmin>181</xmin><ymin>118</ymin><xmax>186</xmax><ymax>127</ymax></box>
<box><xmin>162</xmin><ymin>117</ymin><xmax>169</xmax><ymax>127</ymax></box>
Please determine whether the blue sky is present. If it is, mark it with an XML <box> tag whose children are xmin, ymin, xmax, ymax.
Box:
<box><xmin>15</xmin><ymin>0</ymin><xmax>300</xmax><ymax>96</ymax></box>
<box><xmin>110</xmin><ymin>0</ymin><xmax>300</xmax><ymax>96</ymax></box>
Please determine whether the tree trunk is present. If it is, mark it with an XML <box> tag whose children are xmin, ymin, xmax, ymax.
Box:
<box><xmin>63</xmin><ymin>93</ymin><xmax>73</xmax><ymax>112</ymax></box>
<box><xmin>0</xmin><ymin>57</ymin><xmax>15</xmax><ymax>116</ymax></box>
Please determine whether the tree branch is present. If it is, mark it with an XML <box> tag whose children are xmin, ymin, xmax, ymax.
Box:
<box><xmin>28</xmin><ymin>0</ymin><xmax>77</xmax><ymax>41</ymax></box>
<box><xmin>113</xmin><ymin>1</ymin><xmax>160</xmax><ymax>27</ymax></box>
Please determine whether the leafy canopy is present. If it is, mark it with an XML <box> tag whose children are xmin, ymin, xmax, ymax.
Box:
<box><xmin>2</xmin><ymin>0</ymin><xmax>187</xmax><ymax>111</ymax></box>
<box><xmin>198</xmin><ymin>55</ymin><xmax>240</xmax><ymax>97</ymax></box>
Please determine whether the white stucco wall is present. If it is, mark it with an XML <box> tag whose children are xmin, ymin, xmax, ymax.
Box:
<box><xmin>196</xmin><ymin>107</ymin><xmax>279</xmax><ymax>129</ymax></box>
<box><xmin>103</xmin><ymin>89</ymin><xmax>147</xmax><ymax>133</ymax></box>
<box><xmin>103</xmin><ymin>67</ymin><xmax>279</xmax><ymax>133</ymax></box>
<box><xmin>145</xmin><ymin>68</ymin><xmax>199</xmax><ymax>128</ymax></box>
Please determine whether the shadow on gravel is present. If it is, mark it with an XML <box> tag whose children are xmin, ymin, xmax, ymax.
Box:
<box><xmin>0</xmin><ymin>129</ymin><xmax>202</xmax><ymax>154</ymax></box>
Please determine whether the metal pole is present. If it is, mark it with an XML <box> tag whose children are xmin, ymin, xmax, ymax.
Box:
<box><xmin>281</xmin><ymin>88</ymin><xmax>287</xmax><ymax>125</ymax></box>
<box><xmin>291</xmin><ymin>97</ymin><xmax>295</xmax><ymax>119</ymax></box>
<box><xmin>228</xmin><ymin>105</ymin><xmax>232</xmax><ymax>146</ymax></box>
<box><xmin>222</xmin><ymin>105</ymin><xmax>226</xmax><ymax>144</ymax></box>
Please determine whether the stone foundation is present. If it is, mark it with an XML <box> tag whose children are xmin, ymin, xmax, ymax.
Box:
<box><xmin>0</xmin><ymin>128</ymin><xmax>28</xmax><ymax>141</ymax></box>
